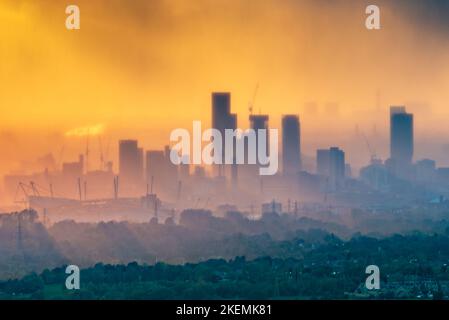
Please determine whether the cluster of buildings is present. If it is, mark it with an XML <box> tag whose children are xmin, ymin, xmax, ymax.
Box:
<box><xmin>3</xmin><ymin>93</ymin><xmax>449</xmax><ymax>211</ymax></box>
<box><xmin>360</xmin><ymin>106</ymin><xmax>449</xmax><ymax>194</ymax></box>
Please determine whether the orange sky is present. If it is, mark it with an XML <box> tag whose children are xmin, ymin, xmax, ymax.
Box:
<box><xmin>1</xmin><ymin>0</ymin><xmax>449</xmax><ymax>188</ymax></box>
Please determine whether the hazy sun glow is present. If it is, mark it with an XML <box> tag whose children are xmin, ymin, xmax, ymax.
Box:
<box><xmin>65</xmin><ymin>124</ymin><xmax>105</xmax><ymax>137</ymax></box>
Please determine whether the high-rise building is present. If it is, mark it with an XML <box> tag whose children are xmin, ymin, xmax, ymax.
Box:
<box><xmin>235</xmin><ymin>114</ymin><xmax>270</xmax><ymax>190</ymax></box>
<box><xmin>228</xmin><ymin>113</ymin><xmax>238</xmax><ymax>184</ymax></box>
<box><xmin>390</xmin><ymin>106</ymin><xmax>414</xmax><ymax>165</ymax></box>
<box><xmin>146</xmin><ymin>150</ymin><xmax>165</xmax><ymax>186</ymax></box>
<box><xmin>62</xmin><ymin>154</ymin><xmax>84</xmax><ymax>178</ymax></box>
<box><xmin>145</xmin><ymin>146</ymin><xmax>178</xmax><ymax>194</ymax></box>
<box><xmin>119</xmin><ymin>140</ymin><xmax>143</xmax><ymax>191</ymax></box>
<box><xmin>249</xmin><ymin>114</ymin><xmax>269</xmax><ymax>131</ymax></box>
<box><xmin>282</xmin><ymin>115</ymin><xmax>301</xmax><ymax>175</ymax></box>
<box><xmin>249</xmin><ymin>114</ymin><xmax>269</xmax><ymax>163</ymax></box>
<box><xmin>164</xmin><ymin>145</ymin><xmax>178</xmax><ymax>183</ymax></box>
<box><xmin>329</xmin><ymin>147</ymin><xmax>345</xmax><ymax>190</ymax></box>
<box><xmin>316</xmin><ymin>147</ymin><xmax>345</xmax><ymax>191</ymax></box>
<box><xmin>137</xmin><ymin>147</ymin><xmax>144</xmax><ymax>178</ymax></box>
<box><xmin>212</xmin><ymin>92</ymin><xmax>231</xmax><ymax>133</ymax></box>
<box><xmin>316</xmin><ymin>149</ymin><xmax>330</xmax><ymax>176</ymax></box>
<box><xmin>211</xmin><ymin>92</ymin><xmax>237</xmax><ymax>181</ymax></box>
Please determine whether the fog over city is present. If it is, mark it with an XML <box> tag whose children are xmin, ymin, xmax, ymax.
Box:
<box><xmin>1</xmin><ymin>0</ymin><xmax>449</xmax><ymax>301</ymax></box>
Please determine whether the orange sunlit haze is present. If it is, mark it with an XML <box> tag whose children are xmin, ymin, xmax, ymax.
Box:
<box><xmin>1</xmin><ymin>0</ymin><xmax>449</xmax><ymax>206</ymax></box>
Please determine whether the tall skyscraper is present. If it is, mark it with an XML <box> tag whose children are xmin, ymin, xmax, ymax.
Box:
<box><xmin>390</xmin><ymin>106</ymin><xmax>414</xmax><ymax>165</ymax></box>
<box><xmin>164</xmin><ymin>145</ymin><xmax>179</xmax><ymax>183</ymax></box>
<box><xmin>249</xmin><ymin>114</ymin><xmax>269</xmax><ymax>131</ymax></box>
<box><xmin>228</xmin><ymin>113</ymin><xmax>238</xmax><ymax>184</ymax></box>
<box><xmin>212</xmin><ymin>92</ymin><xmax>231</xmax><ymax>133</ymax></box>
<box><xmin>329</xmin><ymin>147</ymin><xmax>345</xmax><ymax>190</ymax></box>
<box><xmin>211</xmin><ymin>92</ymin><xmax>237</xmax><ymax>181</ymax></box>
<box><xmin>246</xmin><ymin>115</ymin><xmax>270</xmax><ymax>189</ymax></box>
<box><xmin>249</xmin><ymin>114</ymin><xmax>269</xmax><ymax>163</ymax></box>
<box><xmin>316</xmin><ymin>149</ymin><xmax>330</xmax><ymax>176</ymax></box>
<box><xmin>316</xmin><ymin>147</ymin><xmax>345</xmax><ymax>191</ymax></box>
<box><xmin>145</xmin><ymin>147</ymin><xmax>178</xmax><ymax>194</ymax></box>
<box><xmin>137</xmin><ymin>147</ymin><xmax>144</xmax><ymax>179</ymax></box>
<box><xmin>146</xmin><ymin>150</ymin><xmax>165</xmax><ymax>186</ymax></box>
<box><xmin>119</xmin><ymin>140</ymin><xmax>143</xmax><ymax>191</ymax></box>
<box><xmin>282</xmin><ymin>115</ymin><xmax>301</xmax><ymax>175</ymax></box>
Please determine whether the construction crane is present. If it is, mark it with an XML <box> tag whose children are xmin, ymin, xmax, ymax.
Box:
<box><xmin>360</xmin><ymin>131</ymin><xmax>377</xmax><ymax>163</ymax></box>
<box><xmin>355</xmin><ymin>124</ymin><xmax>377</xmax><ymax>163</ymax></box>
<box><xmin>29</xmin><ymin>181</ymin><xmax>40</xmax><ymax>197</ymax></box>
<box><xmin>19</xmin><ymin>182</ymin><xmax>29</xmax><ymax>198</ymax></box>
<box><xmin>14</xmin><ymin>182</ymin><xmax>29</xmax><ymax>207</ymax></box>
<box><xmin>248</xmin><ymin>83</ymin><xmax>259</xmax><ymax>115</ymax></box>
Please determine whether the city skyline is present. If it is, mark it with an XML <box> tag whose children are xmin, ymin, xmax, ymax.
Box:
<box><xmin>2</xmin><ymin>0</ymin><xmax>449</xmax><ymax>183</ymax></box>
<box><xmin>2</xmin><ymin>1</ymin><xmax>449</xmax><ymax>303</ymax></box>
<box><xmin>0</xmin><ymin>92</ymin><xmax>444</xmax><ymax>176</ymax></box>
<box><xmin>2</xmin><ymin>88</ymin><xmax>448</xmax><ymax>208</ymax></box>
<box><xmin>0</xmin><ymin>91</ymin><xmax>443</xmax><ymax>173</ymax></box>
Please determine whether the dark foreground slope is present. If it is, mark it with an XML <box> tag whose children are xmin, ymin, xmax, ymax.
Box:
<box><xmin>2</xmin><ymin>233</ymin><xmax>449</xmax><ymax>300</ymax></box>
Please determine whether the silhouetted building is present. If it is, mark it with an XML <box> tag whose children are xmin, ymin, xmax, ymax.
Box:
<box><xmin>146</xmin><ymin>150</ymin><xmax>165</xmax><ymax>186</ymax></box>
<box><xmin>282</xmin><ymin>115</ymin><xmax>301</xmax><ymax>175</ymax></box>
<box><xmin>316</xmin><ymin>147</ymin><xmax>345</xmax><ymax>191</ymax></box>
<box><xmin>145</xmin><ymin>146</ymin><xmax>178</xmax><ymax>194</ymax></box>
<box><xmin>228</xmin><ymin>113</ymin><xmax>238</xmax><ymax>185</ymax></box>
<box><xmin>249</xmin><ymin>114</ymin><xmax>269</xmax><ymax>164</ymax></box>
<box><xmin>60</xmin><ymin>155</ymin><xmax>85</xmax><ymax>198</ymax></box>
<box><xmin>329</xmin><ymin>147</ymin><xmax>345</xmax><ymax>190</ymax></box>
<box><xmin>236</xmin><ymin>114</ymin><xmax>271</xmax><ymax>189</ymax></box>
<box><xmin>164</xmin><ymin>145</ymin><xmax>178</xmax><ymax>184</ymax></box>
<box><xmin>390</xmin><ymin>106</ymin><xmax>414</xmax><ymax>165</ymax></box>
<box><xmin>360</xmin><ymin>159</ymin><xmax>389</xmax><ymax>191</ymax></box>
<box><xmin>250</xmin><ymin>114</ymin><xmax>269</xmax><ymax>131</ymax></box>
<box><xmin>212</xmin><ymin>92</ymin><xmax>231</xmax><ymax>133</ymax></box>
<box><xmin>62</xmin><ymin>154</ymin><xmax>84</xmax><ymax>178</ymax></box>
<box><xmin>211</xmin><ymin>92</ymin><xmax>237</xmax><ymax>181</ymax></box>
<box><xmin>316</xmin><ymin>149</ymin><xmax>330</xmax><ymax>176</ymax></box>
<box><xmin>119</xmin><ymin>140</ymin><xmax>143</xmax><ymax>191</ymax></box>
